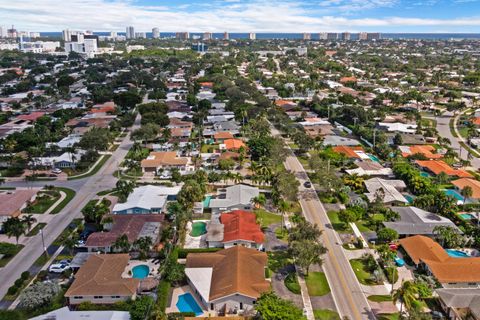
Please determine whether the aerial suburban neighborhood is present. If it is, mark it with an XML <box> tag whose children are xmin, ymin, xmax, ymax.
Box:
<box><xmin>2</xmin><ymin>7</ymin><xmax>480</xmax><ymax>320</ymax></box>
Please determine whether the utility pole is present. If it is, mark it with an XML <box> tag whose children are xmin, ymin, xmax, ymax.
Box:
<box><xmin>40</xmin><ymin>229</ymin><xmax>48</xmax><ymax>258</ymax></box>
<box><xmin>373</xmin><ymin>129</ymin><xmax>377</xmax><ymax>148</ymax></box>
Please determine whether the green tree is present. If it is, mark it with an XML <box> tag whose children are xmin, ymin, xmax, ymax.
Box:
<box><xmin>21</xmin><ymin>215</ymin><xmax>36</xmax><ymax>233</ymax></box>
<box><xmin>114</xmin><ymin>91</ymin><xmax>142</xmax><ymax>111</ymax></box>
<box><xmin>461</xmin><ymin>185</ymin><xmax>473</xmax><ymax>203</ymax></box>
<box><xmin>290</xmin><ymin>239</ymin><xmax>327</xmax><ymax>275</ymax></box>
<box><xmin>3</xmin><ymin>217</ymin><xmax>26</xmax><ymax>244</ymax></box>
<box><xmin>377</xmin><ymin>228</ymin><xmax>399</xmax><ymax>243</ymax></box>
<box><xmin>393</xmin><ymin>280</ymin><xmax>419</xmax><ymax>313</ymax></box>
<box><xmin>133</xmin><ymin>236</ymin><xmax>153</xmax><ymax>260</ymax></box>
<box><xmin>113</xmin><ymin>234</ymin><xmax>130</xmax><ymax>253</ymax></box>
<box><xmin>433</xmin><ymin>226</ymin><xmax>463</xmax><ymax>248</ymax></box>
<box><xmin>255</xmin><ymin>292</ymin><xmax>306</xmax><ymax>320</ymax></box>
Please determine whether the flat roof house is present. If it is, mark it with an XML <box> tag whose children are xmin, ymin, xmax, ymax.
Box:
<box><xmin>185</xmin><ymin>246</ymin><xmax>270</xmax><ymax>314</ymax></box>
<box><xmin>206</xmin><ymin>210</ymin><xmax>264</xmax><ymax>249</ymax></box>
<box><xmin>65</xmin><ymin>254</ymin><xmax>139</xmax><ymax>305</ymax></box>
<box><xmin>385</xmin><ymin>207</ymin><xmax>460</xmax><ymax>237</ymax></box>
<box><xmin>399</xmin><ymin>235</ymin><xmax>480</xmax><ymax>288</ymax></box>
<box><xmin>112</xmin><ymin>185</ymin><xmax>181</xmax><ymax>214</ymax></box>
<box><xmin>209</xmin><ymin>184</ymin><xmax>260</xmax><ymax>215</ymax></box>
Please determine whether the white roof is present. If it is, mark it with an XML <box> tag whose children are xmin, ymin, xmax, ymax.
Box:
<box><xmin>378</xmin><ymin>122</ymin><xmax>417</xmax><ymax>133</ymax></box>
<box><xmin>185</xmin><ymin>267</ymin><xmax>213</xmax><ymax>303</ymax></box>
<box><xmin>364</xmin><ymin>178</ymin><xmax>408</xmax><ymax>203</ymax></box>
<box><xmin>30</xmin><ymin>307</ymin><xmax>130</xmax><ymax>320</ymax></box>
<box><xmin>209</xmin><ymin>184</ymin><xmax>260</xmax><ymax>209</ymax></box>
<box><xmin>112</xmin><ymin>185</ymin><xmax>181</xmax><ymax>212</ymax></box>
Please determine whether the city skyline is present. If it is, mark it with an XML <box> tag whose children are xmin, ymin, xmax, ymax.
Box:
<box><xmin>1</xmin><ymin>0</ymin><xmax>480</xmax><ymax>33</ymax></box>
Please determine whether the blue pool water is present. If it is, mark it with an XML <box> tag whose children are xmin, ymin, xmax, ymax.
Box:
<box><xmin>459</xmin><ymin>213</ymin><xmax>475</xmax><ymax>220</ymax></box>
<box><xmin>443</xmin><ymin>189</ymin><xmax>464</xmax><ymax>202</ymax></box>
<box><xmin>132</xmin><ymin>265</ymin><xmax>150</xmax><ymax>279</ymax></box>
<box><xmin>176</xmin><ymin>293</ymin><xmax>203</xmax><ymax>316</ymax></box>
<box><xmin>203</xmin><ymin>196</ymin><xmax>212</xmax><ymax>208</ymax></box>
<box><xmin>446</xmin><ymin>249</ymin><xmax>471</xmax><ymax>258</ymax></box>
<box><xmin>420</xmin><ymin>172</ymin><xmax>430</xmax><ymax>178</ymax></box>
<box><xmin>404</xmin><ymin>195</ymin><xmax>415</xmax><ymax>203</ymax></box>
<box><xmin>368</xmin><ymin>154</ymin><xmax>380</xmax><ymax>162</ymax></box>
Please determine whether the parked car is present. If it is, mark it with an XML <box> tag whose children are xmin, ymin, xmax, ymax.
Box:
<box><xmin>51</xmin><ymin>168</ymin><xmax>62</xmax><ymax>174</ymax></box>
<box><xmin>49</xmin><ymin>263</ymin><xmax>70</xmax><ymax>273</ymax></box>
<box><xmin>303</xmin><ymin>181</ymin><xmax>312</xmax><ymax>188</ymax></box>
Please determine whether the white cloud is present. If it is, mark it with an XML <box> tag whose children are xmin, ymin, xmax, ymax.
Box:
<box><xmin>0</xmin><ymin>0</ymin><xmax>480</xmax><ymax>32</ymax></box>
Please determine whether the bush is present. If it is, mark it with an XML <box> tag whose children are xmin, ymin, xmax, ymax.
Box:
<box><xmin>21</xmin><ymin>271</ymin><xmax>30</xmax><ymax>280</ymax></box>
<box><xmin>156</xmin><ymin>280</ymin><xmax>171</xmax><ymax>312</ymax></box>
<box><xmin>14</xmin><ymin>278</ymin><xmax>24</xmax><ymax>287</ymax></box>
<box><xmin>168</xmin><ymin>313</ymin><xmax>196</xmax><ymax>319</ymax></box>
<box><xmin>37</xmin><ymin>270</ymin><xmax>48</xmax><ymax>281</ymax></box>
<box><xmin>0</xmin><ymin>242</ymin><xmax>19</xmax><ymax>256</ymax></box>
<box><xmin>18</xmin><ymin>281</ymin><xmax>60</xmax><ymax>310</ymax></box>
<box><xmin>0</xmin><ymin>310</ymin><xmax>26</xmax><ymax>320</ymax></box>
<box><xmin>7</xmin><ymin>286</ymin><xmax>18</xmax><ymax>296</ymax></box>
<box><xmin>177</xmin><ymin>247</ymin><xmax>222</xmax><ymax>259</ymax></box>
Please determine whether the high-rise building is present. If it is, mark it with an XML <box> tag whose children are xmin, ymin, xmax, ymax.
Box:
<box><xmin>152</xmin><ymin>28</ymin><xmax>160</xmax><ymax>39</ymax></box>
<box><xmin>7</xmin><ymin>25</ymin><xmax>18</xmax><ymax>38</ymax></box>
<box><xmin>319</xmin><ymin>32</ymin><xmax>328</xmax><ymax>40</ymax></box>
<box><xmin>367</xmin><ymin>32</ymin><xmax>381</xmax><ymax>40</ymax></box>
<box><xmin>176</xmin><ymin>32</ymin><xmax>190</xmax><ymax>40</ymax></box>
<box><xmin>126</xmin><ymin>26</ymin><xmax>135</xmax><ymax>39</ymax></box>
<box><xmin>223</xmin><ymin>32</ymin><xmax>229</xmax><ymax>40</ymax></box>
<box><xmin>249</xmin><ymin>33</ymin><xmax>256</xmax><ymax>40</ymax></box>
<box><xmin>203</xmin><ymin>32</ymin><xmax>213</xmax><ymax>40</ymax></box>
<box><xmin>303</xmin><ymin>33</ymin><xmax>311</xmax><ymax>40</ymax></box>
<box><xmin>327</xmin><ymin>33</ymin><xmax>338</xmax><ymax>40</ymax></box>
<box><xmin>29</xmin><ymin>32</ymin><xmax>40</xmax><ymax>38</ymax></box>
<box><xmin>65</xmin><ymin>32</ymin><xmax>99</xmax><ymax>58</ymax></box>
<box><xmin>135</xmin><ymin>32</ymin><xmax>146</xmax><ymax>39</ymax></box>
<box><xmin>110</xmin><ymin>31</ymin><xmax>117</xmax><ymax>38</ymax></box>
<box><xmin>341</xmin><ymin>32</ymin><xmax>351</xmax><ymax>41</ymax></box>
<box><xmin>0</xmin><ymin>26</ymin><xmax>4</xmax><ymax>38</ymax></box>
<box><xmin>62</xmin><ymin>29</ymin><xmax>72</xmax><ymax>41</ymax></box>
<box><xmin>358</xmin><ymin>32</ymin><xmax>368</xmax><ymax>41</ymax></box>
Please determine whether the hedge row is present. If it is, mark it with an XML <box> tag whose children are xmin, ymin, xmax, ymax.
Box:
<box><xmin>177</xmin><ymin>247</ymin><xmax>222</xmax><ymax>259</ymax></box>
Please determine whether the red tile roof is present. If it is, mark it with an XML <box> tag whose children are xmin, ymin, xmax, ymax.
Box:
<box><xmin>332</xmin><ymin>146</ymin><xmax>365</xmax><ymax>159</ymax></box>
<box><xmin>16</xmin><ymin>112</ymin><xmax>45</xmax><ymax>122</ymax></box>
<box><xmin>224</xmin><ymin>139</ymin><xmax>246</xmax><ymax>151</ymax></box>
<box><xmin>220</xmin><ymin>210</ymin><xmax>264</xmax><ymax>244</ymax></box>
<box><xmin>415</xmin><ymin>160</ymin><xmax>472</xmax><ymax>178</ymax></box>
<box><xmin>401</xmin><ymin>145</ymin><xmax>443</xmax><ymax>159</ymax></box>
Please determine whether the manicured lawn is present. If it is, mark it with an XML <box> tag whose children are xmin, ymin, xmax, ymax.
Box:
<box><xmin>50</xmin><ymin>187</ymin><xmax>76</xmax><ymax>214</ymax></box>
<box><xmin>350</xmin><ymin>259</ymin><xmax>376</xmax><ymax>285</ymax></box>
<box><xmin>26</xmin><ymin>223</ymin><xmax>47</xmax><ymax>236</ymax></box>
<box><xmin>275</xmin><ymin>227</ymin><xmax>288</xmax><ymax>242</ymax></box>
<box><xmin>284</xmin><ymin>272</ymin><xmax>301</xmax><ymax>294</ymax></box>
<box><xmin>372</xmin><ymin>213</ymin><xmax>385</xmax><ymax>221</ymax></box>
<box><xmin>327</xmin><ymin>211</ymin><xmax>351</xmax><ymax>233</ymax></box>
<box><xmin>0</xmin><ymin>243</ymin><xmax>24</xmax><ymax>267</ymax></box>
<box><xmin>68</xmin><ymin>155</ymin><xmax>112</xmax><ymax>180</ymax></box>
<box><xmin>306</xmin><ymin>272</ymin><xmax>330</xmax><ymax>296</ymax></box>
<box><xmin>22</xmin><ymin>191</ymin><xmax>61</xmax><ymax>214</ymax></box>
<box><xmin>378</xmin><ymin>313</ymin><xmax>400</xmax><ymax>320</ymax></box>
<box><xmin>356</xmin><ymin>221</ymin><xmax>373</xmax><ymax>233</ymax></box>
<box><xmin>368</xmin><ymin>295</ymin><xmax>393</xmax><ymax>302</ymax></box>
<box><xmin>314</xmin><ymin>309</ymin><xmax>340</xmax><ymax>320</ymax></box>
<box><xmin>255</xmin><ymin>209</ymin><xmax>282</xmax><ymax>227</ymax></box>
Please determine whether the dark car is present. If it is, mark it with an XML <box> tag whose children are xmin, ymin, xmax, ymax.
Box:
<box><xmin>304</xmin><ymin>181</ymin><xmax>312</xmax><ymax>188</ymax></box>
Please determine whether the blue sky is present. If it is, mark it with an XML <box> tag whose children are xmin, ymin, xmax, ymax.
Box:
<box><xmin>1</xmin><ymin>0</ymin><xmax>480</xmax><ymax>33</ymax></box>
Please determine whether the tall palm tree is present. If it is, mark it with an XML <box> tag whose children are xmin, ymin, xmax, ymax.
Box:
<box><xmin>3</xmin><ymin>217</ymin><xmax>26</xmax><ymax>245</ymax></box>
<box><xmin>461</xmin><ymin>186</ymin><xmax>473</xmax><ymax>204</ymax></box>
<box><xmin>22</xmin><ymin>215</ymin><xmax>37</xmax><ymax>233</ymax></box>
<box><xmin>278</xmin><ymin>199</ymin><xmax>290</xmax><ymax>231</ymax></box>
<box><xmin>113</xmin><ymin>234</ymin><xmax>130</xmax><ymax>253</ymax></box>
<box><xmin>64</xmin><ymin>234</ymin><xmax>79</xmax><ymax>256</ymax></box>
<box><xmin>393</xmin><ymin>280</ymin><xmax>419</xmax><ymax>313</ymax></box>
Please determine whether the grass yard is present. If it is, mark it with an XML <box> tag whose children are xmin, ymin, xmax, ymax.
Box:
<box><xmin>201</xmin><ymin>144</ymin><xmax>219</xmax><ymax>153</ymax></box>
<box><xmin>327</xmin><ymin>211</ymin><xmax>351</xmax><ymax>233</ymax></box>
<box><xmin>275</xmin><ymin>227</ymin><xmax>288</xmax><ymax>242</ymax></box>
<box><xmin>0</xmin><ymin>243</ymin><xmax>24</xmax><ymax>267</ymax></box>
<box><xmin>368</xmin><ymin>295</ymin><xmax>393</xmax><ymax>302</ymax></box>
<box><xmin>314</xmin><ymin>309</ymin><xmax>341</xmax><ymax>320</ymax></box>
<box><xmin>255</xmin><ymin>209</ymin><xmax>282</xmax><ymax>227</ymax></box>
<box><xmin>306</xmin><ymin>272</ymin><xmax>331</xmax><ymax>296</ymax></box>
<box><xmin>284</xmin><ymin>272</ymin><xmax>301</xmax><ymax>294</ymax></box>
<box><xmin>350</xmin><ymin>259</ymin><xmax>376</xmax><ymax>285</ymax></box>
<box><xmin>378</xmin><ymin>313</ymin><xmax>400</xmax><ymax>320</ymax></box>
<box><xmin>356</xmin><ymin>221</ymin><xmax>373</xmax><ymax>233</ymax></box>
<box><xmin>26</xmin><ymin>223</ymin><xmax>47</xmax><ymax>236</ymax></box>
<box><xmin>22</xmin><ymin>191</ymin><xmax>61</xmax><ymax>214</ymax></box>
<box><xmin>68</xmin><ymin>155</ymin><xmax>112</xmax><ymax>180</ymax></box>
<box><xmin>50</xmin><ymin>187</ymin><xmax>76</xmax><ymax>214</ymax></box>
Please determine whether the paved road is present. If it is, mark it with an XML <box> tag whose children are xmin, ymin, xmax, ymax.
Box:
<box><xmin>0</xmin><ymin>114</ymin><xmax>141</xmax><ymax>301</ymax></box>
<box><xmin>271</xmin><ymin>127</ymin><xmax>374</xmax><ymax>320</ymax></box>
<box><xmin>435</xmin><ymin>113</ymin><xmax>480</xmax><ymax>168</ymax></box>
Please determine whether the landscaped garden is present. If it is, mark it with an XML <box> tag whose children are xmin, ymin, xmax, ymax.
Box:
<box><xmin>0</xmin><ymin>242</ymin><xmax>24</xmax><ymax>267</ymax></box>
<box><xmin>22</xmin><ymin>190</ymin><xmax>61</xmax><ymax>214</ymax></box>
<box><xmin>306</xmin><ymin>271</ymin><xmax>331</xmax><ymax>296</ymax></box>
<box><xmin>284</xmin><ymin>272</ymin><xmax>301</xmax><ymax>294</ymax></box>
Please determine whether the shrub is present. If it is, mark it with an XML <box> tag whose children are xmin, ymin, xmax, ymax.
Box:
<box><xmin>177</xmin><ymin>247</ymin><xmax>222</xmax><ymax>259</ymax></box>
<box><xmin>14</xmin><ymin>279</ymin><xmax>24</xmax><ymax>287</ymax></box>
<box><xmin>18</xmin><ymin>281</ymin><xmax>60</xmax><ymax>310</ymax></box>
<box><xmin>7</xmin><ymin>286</ymin><xmax>18</xmax><ymax>296</ymax></box>
<box><xmin>0</xmin><ymin>242</ymin><xmax>19</xmax><ymax>256</ymax></box>
<box><xmin>21</xmin><ymin>271</ymin><xmax>30</xmax><ymax>280</ymax></box>
<box><xmin>156</xmin><ymin>280</ymin><xmax>171</xmax><ymax>312</ymax></box>
<box><xmin>37</xmin><ymin>270</ymin><xmax>48</xmax><ymax>281</ymax></box>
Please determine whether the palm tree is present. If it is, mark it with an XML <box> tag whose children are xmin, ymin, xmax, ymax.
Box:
<box><xmin>251</xmin><ymin>194</ymin><xmax>267</xmax><ymax>208</ymax></box>
<box><xmin>232</xmin><ymin>172</ymin><xmax>243</xmax><ymax>184</ymax></box>
<box><xmin>393</xmin><ymin>280</ymin><xmax>419</xmax><ymax>313</ymax></box>
<box><xmin>278</xmin><ymin>199</ymin><xmax>290</xmax><ymax>232</ymax></box>
<box><xmin>64</xmin><ymin>234</ymin><xmax>79</xmax><ymax>256</ymax></box>
<box><xmin>113</xmin><ymin>234</ymin><xmax>130</xmax><ymax>253</ymax></box>
<box><xmin>3</xmin><ymin>217</ymin><xmax>26</xmax><ymax>244</ymax></box>
<box><xmin>343</xmin><ymin>174</ymin><xmax>365</xmax><ymax>192</ymax></box>
<box><xmin>134</xmin><ymin>236</ymin><xmax>153</xmax><ymax>259</ymax></box>
<box><xmin>461</xmin><ymin>186</ymin><xmax>473</xmax><ymax>204</ymax></box>
<box><xmin>22</xmin><ymin>215</ymin><xmax>37</xmax><ymax>233</ymax></box>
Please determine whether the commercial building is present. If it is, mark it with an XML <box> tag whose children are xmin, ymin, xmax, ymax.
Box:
<box><xmin>203</xmin><ymin>32</ymin><xmax>213</xmax><ymax>40</ymax></box>
<box><xmin>64</xmin><ymin>33</ymin><xmax>99</xmax><ymax>58</ymax></box>
<box><xmin>176</xmin><ymin>32</ymin><xmax>190</xmax><ymax>40</ymax></box>
<box><xmin>152</xmin><ymin>27</ymin><xmax>160</xmax><ymax>39</ymax></box>
<box><xmin>126</xmin><ymin>26</ymin><xmax>135</xmax><ymax>39</ymax></box>
<box><xmin>223</xmin><ymin>32</ymin><xmax>229</xmax><ymax>40</ymax></box>
<box><xmin>249</xmin><ymin>33</ymin><xmax>256</xmax><ymax>40</ymax></box>
<box><xmin>303</xmin><ymin>33</ymin><xmax>311</xmax><ymax>40</ymax></box>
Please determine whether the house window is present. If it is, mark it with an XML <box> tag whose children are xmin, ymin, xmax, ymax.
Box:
<box><xmin>73</xmin><ymin>296</ymin><xmax>83</xmax><ymax>299</ymax></box>
<box><xmin>111</xmin><ymin>296</ymin><xmax>121</xmax><ymax>299</ymax></box>
<box><xmin>94</xmin><ymin>296</ymin><xmax>104</xmax><ymax>299</ymax></box>
<box><xmin>210</xmin><ymin>303</ymin><xmax>214</xmax><ymax>310</ymax></box>
<box><xmin>240</xmin><ymin>302</ymin><xmax>243</xmax><ymax>310</ymax></box>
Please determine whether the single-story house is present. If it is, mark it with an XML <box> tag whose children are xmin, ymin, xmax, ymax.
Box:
<box><xmin>221</xmin><ymin>139</ymin><xmax>246</xmax><ymax>151</ymax></box>
<box><xmin>65</xmin><ymin>254</ymin><xmax>139</xmax><ymax>304</ymax></box>
<box><xmin>415</xmin><ymin>160</ymin><xmax>472</xmax><ymax>178</ymax></box>
<box><xmin>364</xmin><ymin>178</ymin><xmax>408</xmax><ymax>205</ymax></box>
<box><xmin>385</xmin><ymin>207</ymin><xmax>460</xmax><ymax>237</ymax></box>
<box><xmin>436</xmin><ymin>288</ymin><xmax>480</xmax><ymax>320</ymax></box>
<box><xmin>399</xmin><ymin>235</ymin><xmax>480</xmax><ymax>288</ymax></box>
<box><xmin>452</xmin><ymin>178</ymin><xmax>480</xmax><ymax>202</ymax></box>
<box><xmin>185</xmin><ymin>246</ymin><xmax>270</xmax><ymax>314</ymax></box>
<box><xmin>346</xmin><ymin>161</ymin><xmax>393</xmax><ymax>177</ymax></box>
<box><xmin>0</xmin><ymin>188</ymin><xmax>40</xmax><ymax>230</ymax></box>
<box><xmin>112</xmin><ymin>185</ymin><xmax>181</xmax><ymax>214</ymax></box>
<box><xmin>332</xmin><ymin>146</ymin><xmax>369</xmax><ymax>160</ymax></box>
<box><xmin>30</xmin><ymin>307</ymin><xmax>131</xmax><ymax>320</ymax></box>
<box><xmin>85</xmin><ymin>214</ymin><xmax>163</xmax><ymax>252</ymax></box>
<box><xmin>214</xmin><ymin>132</ymin><xmax>234</xmax><ymax>143</ymax></box>
<box><xmin>141</xmin><ymin>151</ymin><xmax>192</xmax><ymax>174</ymax></box>
<box><xmin>209</xmin><ymin>184</ymin><xmax>260</xmax><ymax>215</ymax></box>
<box><xmin>398</xmin><ymin>145</ymin><xmax>443</xmax><ymax>159</ymax></box>
<box><xmin>378</xmin><ymin>122</ymin><xmax>417</xmax><ymax>134</ymax></box>
<box><xmin>206</xmin><ymin>210</ymin><xmax>264</xmax><ymax>249</ymax></box>
<box><xmin>323</xmin><ymin>135</ymin><xmax>360</xmax><ymax>146</ymax></box>
<box><xmin>33</xmin><ymin>150</ymin><xmax>86</xmax><ymax>169</ymax></box>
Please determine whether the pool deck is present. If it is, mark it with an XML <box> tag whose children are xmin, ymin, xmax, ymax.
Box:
<box><xmin>184</xmin><ymin>220</ymin><xmax>209</xmax><ymax>249</ymax></box>
<box><xmin>167</xmin><ymin>285</ymin><xmax>214</xmax><ymax>317</ymax></box>
<box><xmin>121</xmin><ymin>259</ymin><xmax>159</xmax><ymax>278</ymax></box>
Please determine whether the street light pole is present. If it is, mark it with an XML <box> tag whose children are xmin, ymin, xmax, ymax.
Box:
<box><xmin>40</xmin><ymin>229</ymin><xmax>48</xmax><ymax>258</ymax></box>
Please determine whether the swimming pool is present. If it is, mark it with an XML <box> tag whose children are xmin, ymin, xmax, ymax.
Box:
<box><xmin>132</xmin><ymin>265</ymin><xmax>150</xmax><ymax>279</ymax></box>
<box><xmin>176</xmin><ymin>293</ymin><xmax>203</xmax><ymax>316</ymax></box>
<box><xmin>443</xmin><ymin>189</ymin><xmax>464</xmax><ymax>202</ymax></box>
<box><xmin>404</xmin><ymin>194</ymin><xmax>415</xmax><ymax>203</ymax></box>
<box><xmin>203</xmin><ymin>196</ymin><xmax>211</xmax><ymax>208</ymax></box>
<box><xmin>446</xmin><ymin>249</ymin><xmax>471</xmax><ymax>258</ymax></box>
<box><xmin>420</xmin><ymin>172</ymin><xmax>430</xmax><ymax>178</ymax></box>
<box><xmin>368</xmin><ymin>154</ymin><xmax>380</xmax><ymax>162</ymax></box>
<box><xmin>459</xmin><ymin>213</ymin><xmax>475</xmax><ymax>220</ymax></box>
<box><xmin>190</xmin><ymin>221</ymin><xmax>207</xmax><ymax>237</ymax></box>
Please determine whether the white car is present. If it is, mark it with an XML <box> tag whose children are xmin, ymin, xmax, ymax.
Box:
<box><xmin>51</xmin><ymin>168</ymin><xmax>62</xmax><ymax>174</ymax></box>
<box><xmin>48</xmin><ymin>263</ymin><xmax>70</xmax><ymax>273</ymax></box>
